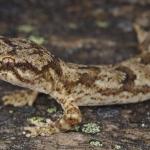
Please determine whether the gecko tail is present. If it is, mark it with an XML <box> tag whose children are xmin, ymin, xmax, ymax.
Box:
<box><xmin>133</xmin><ymin>24</ymin><xmax>150</xmax><ymax>53</ymax></box>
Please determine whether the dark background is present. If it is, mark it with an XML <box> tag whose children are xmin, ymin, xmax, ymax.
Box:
<box><xmin>0</xmin><ymin>0</ymin><xmax>149</xmax><ymax>149</ymax></box>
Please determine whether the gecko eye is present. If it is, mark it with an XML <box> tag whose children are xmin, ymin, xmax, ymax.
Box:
<box><xmin>2</xmin><ymin>57</ymin><xmax>15</xmax><ymax>68</ymax></box>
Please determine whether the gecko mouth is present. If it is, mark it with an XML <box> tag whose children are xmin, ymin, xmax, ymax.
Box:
<box><xmin>0</xmin><ymin>65</ymin><xmax>34</xmax><ymax>84</ymax></box>
<box><xmin>15</xmin><ymin>62</ymin><xmax>40</xmax><ymax>74</ymax></box>
<box><xmin>11</xmin><ymin>68</ymin><xmax>34</xmax><ymax>84</ymax></box>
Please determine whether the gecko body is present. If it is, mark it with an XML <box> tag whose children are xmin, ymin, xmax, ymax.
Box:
<box><xmin>0</xmin><ymin>29</ymin><xmax>150</xmax><ymax>136</ymax></box>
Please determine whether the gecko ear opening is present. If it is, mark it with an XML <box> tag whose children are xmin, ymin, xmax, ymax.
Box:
<box><xmin>2</xmin><ymin>57</ymin><xmax>15</xmax><ymax>68</ymax></box>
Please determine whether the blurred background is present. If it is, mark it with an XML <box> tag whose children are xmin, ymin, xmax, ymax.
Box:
<box><xmin>0</xmin><ymin>0</ymin><xmax>149</xmax><ymax>150</ymax></box>
<box><xmin>0</xmin><ymin>0</ymin><xmax>149</xmax><ymax>65</ymax></box>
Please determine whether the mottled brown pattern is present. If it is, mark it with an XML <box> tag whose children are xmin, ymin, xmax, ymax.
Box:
<box><xmin>47</xmin><ymin>56</ymin><xmax>63</xmax><ymax>76</ymax></box>
<box><xmin>61</xmin><ymin>80</ymin><xmax>76</xmax><ymax>94</ymax></box>
<box><xmin>0</xmin><ymin>35</ymin><xmax>150</xmax><ymax>136</ymax></box>
<box><xmin>16</xmin><ymin>62</ymin><xmax>40</xmax><ymax>73</ymax></box>
<box><xmin>97</xmin><ymin>88</ymin><xmax>122</xmax><ymax>96</ymax></box>
<box><xmin>140</xmin><ymin>53</ymin><xmax>150</xmax><ymax>65</ymax></box>
<box><xmin>14</xmin><ymin>69</ymin><xmax>33</xmax><ymax>83</ymax></box>
<box><xmin>1</xmin><ymin>37</ymin><xmax>16</xmax><ymax>48</ymax></box>
<box><xmin>78</xmin><ymin>73</ymin><xmax>97</xmax><ymax>87</ymax></box>
<box><xmin>97</xmin><ymin>85</ymin><xmax>150</xmax><ymax>97</ymax></box>
<box><xmin>140</xmin><ymin>38</ymin><xmax>150</xmax><ymax>52</ymax></box>
<box><xmin>78</xmin><ymin>66</ymin><xmax>101</xmax><ymax>72</ymax></box>
<box><xmin>15</xmin><ymin>60</ymin><xmax>62</xmax><ymax>76</ymax></box>
<box><xmin>116</xmin><ymin>66</ymin><xmax>136</xmax><ymax>90</ymax></box>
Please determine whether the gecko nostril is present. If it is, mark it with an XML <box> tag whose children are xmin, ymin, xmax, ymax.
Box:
<box><xmin>2</xmin><ymin>57</ymin><xmax>15</xmax><ymax>68</ymax></box>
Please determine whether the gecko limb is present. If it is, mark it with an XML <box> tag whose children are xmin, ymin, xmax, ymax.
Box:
<box><xmin>24</xmin><ymin>98</ymin><xmax>82</xmax><ymax>136</ymax></box>
<box><xmin>2</xmin><ymin>90</ymin><xmax>38</xmax><ymax>107</ymax></box>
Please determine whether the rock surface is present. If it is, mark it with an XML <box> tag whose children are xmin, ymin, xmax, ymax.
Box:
<box><xmin>0</xmin><ymin>0</ymin><xmax>149</xmax><ymax>149</ymax></box>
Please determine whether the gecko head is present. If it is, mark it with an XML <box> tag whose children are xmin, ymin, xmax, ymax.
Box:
<box><xmin>0</xmin><ymin>37</ymin><xmax>53</xmax><ymax>90</ymax></box>
<box><xmin>0</xmin><ymin>36</ymin><xmax>63</xmax><ymax>93</ymax></box>
<box><xmin>0</xmin><ymin>54</ymin><xmax>39</xmax><ymax>87</ymax></box>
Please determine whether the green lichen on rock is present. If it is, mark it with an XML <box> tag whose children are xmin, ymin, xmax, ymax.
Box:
<box><xmin>96</xmin><ymin>20</ymin><xmax>109</xmax><ymax>28</ymax></box>
<box><xmin>81</xmin><ymin>122</ymin><xmax>101</xmax><ymax>134</ymax></box>
<box><xmin>29</xmin><ymin>35</ymin><xmax>45</xmax><ymax>45</ymax></box>
<box><xmin>28</xmin><ymin>116</ymin><xmax>45</xmax><ymax>125</ymax></box>
<box><xmin>47</xmin><ymin>106</ymin><xmax>57</xmax><ymax>114</ymax></box>
<box><xmin>18</xmin><ymin>24</ymin><xmax>34</xmax><ymax>33</ymax></box>
<box><xmin>89</xmin><ymin>139</ymin><xmax>103</xmax><ymax>147</ymax></box>
<box><xmin>68</xmin><ymin>22</ymin><xmax>78</xmax><ymax>29</ymax></box>
<box><xmin>9</xmin><ymin>110</ymin><xmax>14</xmax><ymax>114</ymax></box>
<box><xmin>114</xmin><ymin>144</ymin><xmax>122</xmax><ymax>150</ymax></box>
<box><xmin>73</xmin><ymin>125</ymin><xmax>80</xmax><ymax>132</ymax></box>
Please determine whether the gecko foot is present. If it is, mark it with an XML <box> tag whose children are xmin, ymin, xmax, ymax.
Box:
<box><xmin>24</xmin><ymin>123</ymin><xmax>60</xmax><ymax>137</ymax></box>
<box><xmin>24</xmin><ymin>99</ymin><xmax>82</xmax><ymax>136</ymax></box>
<box><xmin>2</xmin><ymin>90</ymin><xmax>38</xmax><ymax>107</ymax></box>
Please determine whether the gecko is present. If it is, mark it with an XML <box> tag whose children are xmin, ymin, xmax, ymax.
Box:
<box><xmin>0</xmin><ymin>26</ymin><xmax>149</xmax><ymax>136</ymax></box>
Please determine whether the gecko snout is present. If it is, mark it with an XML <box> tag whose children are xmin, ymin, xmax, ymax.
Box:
<box><xmin>1</xmin><ymin>57</ymin><xmax>15</xmax><ymax>68</ymax></box>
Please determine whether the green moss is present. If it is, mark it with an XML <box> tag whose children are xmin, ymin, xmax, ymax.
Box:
<box><xmin>89</xmin><ymin>139</ymin><xmax>103</xmax><ymax>147</ymax></box>
<box><xmin>96</xmin><ymin>21</ymin><xmax>109</xmax><ymax>28</ymax></box>
<box><xmin>68</xmin><ymin>22</ymin><xmax>78</xmax><ymax>29</ymax></box>
<box><xmin>29</xmin><ymin>35</ymin><xmax>45</xmax><ymax>45</ymax></box>
<box><xmin>73</xmin><ymin>125</ymin><xmax>80</xmax><ymax>132</ymax></box>
<box><xmin>18</xmin><ymin>24</ymin><xmax>34</xmax><ymax>33</ymax></box>
<box><xmin>81</xmin><ymin>122</ymin><xmax>101</xmax><ymax>134</ymax></box>
<box><xmin>9</xmin><ymin>110</ymin><xmax>14</xmax><ymax>114</ymax></box>
<box><xmin>47</xmin><ymin>107</ymin><xmax>57</xmax><ymax>114</ymax></box>
<box><xmin>114</xmin><ymin>144</ymin><xmax>122</xmax><ymax>150</ymax></box>
<box><xmin>28</xmin><ymin>116</ymin><xmax>45</xmax><ymax>124</ymax></box>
